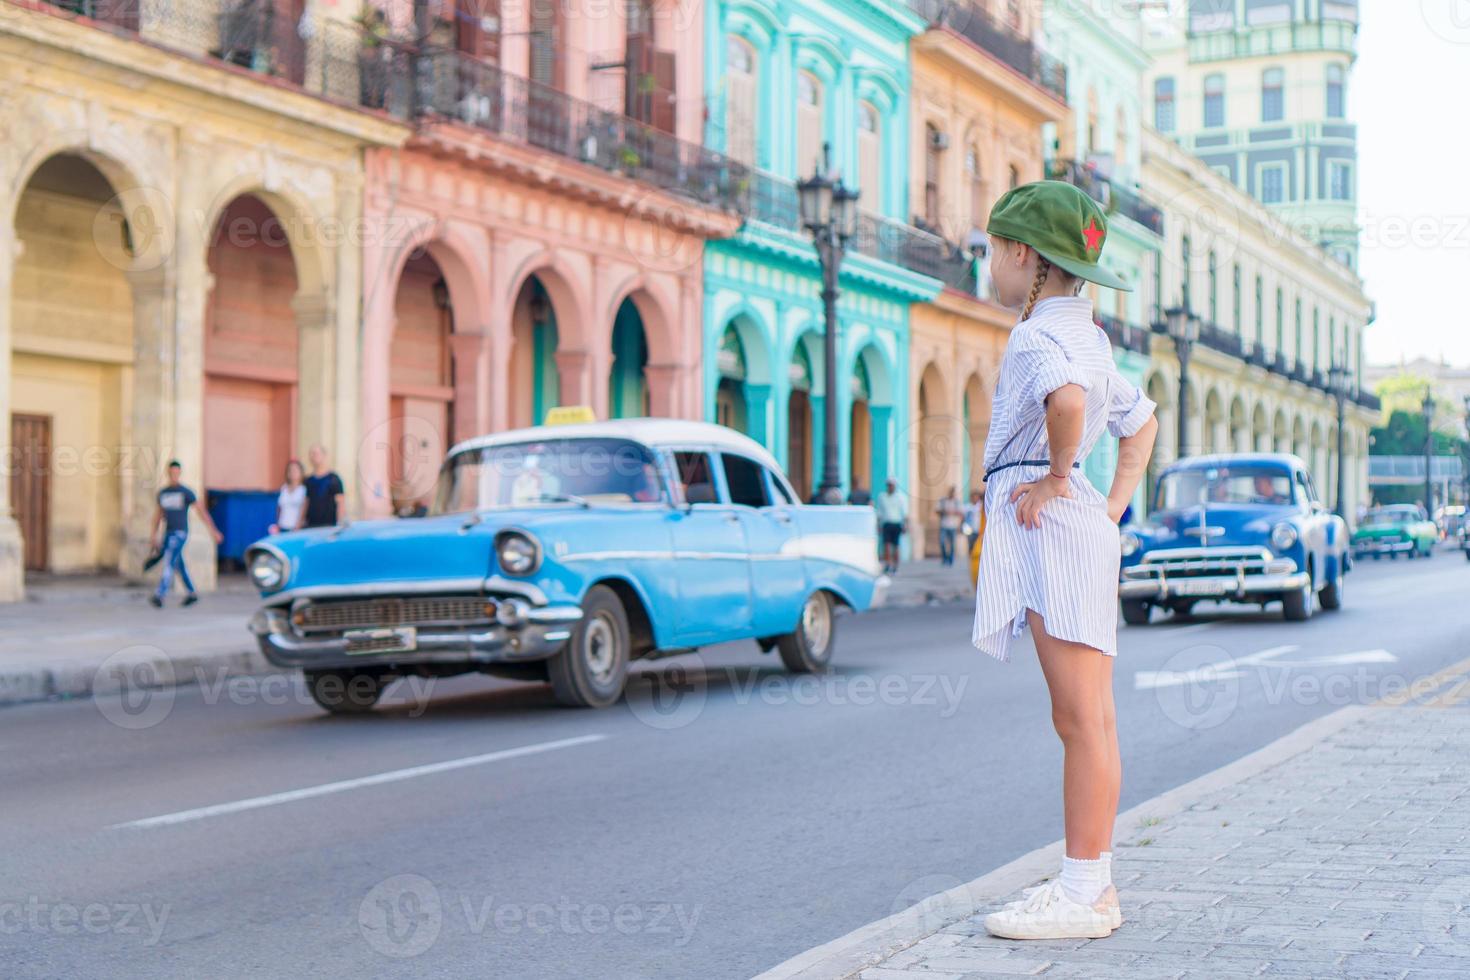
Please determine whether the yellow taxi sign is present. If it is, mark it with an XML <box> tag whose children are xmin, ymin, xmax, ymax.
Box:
<box><xmin>544</xmin><ymin>405</ymin><xmax>597</xmax><ymax>426</ymax></box>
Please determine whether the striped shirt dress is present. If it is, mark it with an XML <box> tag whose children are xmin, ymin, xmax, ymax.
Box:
<box><xmin>972</xmin><ymin>296</ymin><xmax>1157</xmax><ymax>661</ymax></box>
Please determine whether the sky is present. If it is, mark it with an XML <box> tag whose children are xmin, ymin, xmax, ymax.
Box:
<box><xmin>1355</xmin><ymin>2</ymin><xmax>1470</xmax><ymax>368</ymax></box>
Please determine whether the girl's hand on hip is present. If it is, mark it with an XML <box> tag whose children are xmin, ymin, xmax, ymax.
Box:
<box><xmin>1106</xmin><ymin>496</ymin><xmax>1128</xmax><ymax>524</ymax></box>
<box><xmin>1010</xmin><ymin>475</ymin><xmax>1070</xmax><ymax>529</ymax></box>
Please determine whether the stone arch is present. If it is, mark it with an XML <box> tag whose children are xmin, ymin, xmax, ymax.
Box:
<box><xmin>1229</xmin><ymin>395</ymin><xmax>1249</xmax><ymax>452</ymax></box>
<box><xmin>1203</xmin><ymin>387</ymin><xmax>1226</xmax><ymax>455</ymax></box>
<box><xmin>505</xmin><ymin>250</ymin><xmax>589</xmax><ymax>350</ymax></box>
<box><xmin>1252</xmin><ymin>402</ymin><xmax>1269</xmax><ymax>452</ymax></box>
<box><xmin>200</xmin><ymin>178</ymin><xmax>329</xmax><ymax>299</ymax></box>
<box><xmin>1272</xmin><ymin>408</ymin><xmax>1289</xmax><ymax>452</ymax></box>
<box><xmin>1291</xmin><ymin>414</ymin><xmax>1307</xmax><ymax>460</ymax></box>
<box><xmin>849</xmin><ymin>341</ymin><xmax>895</xmax><ymax>496</ymax></box>
<box><xmin>714</xmin><ymin>309</ymin><xmax>775</xmax><ymax>444</ymax></box>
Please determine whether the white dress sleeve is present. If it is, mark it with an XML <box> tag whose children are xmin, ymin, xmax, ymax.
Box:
<box><xmin>1107</xmin><ymin>378</ymin><xmax>1157</xmax><ymax>438</ymax></box>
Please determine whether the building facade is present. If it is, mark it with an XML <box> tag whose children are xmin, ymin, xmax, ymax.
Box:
<box><xmin>1144</xmin><ymin>0</ymin><xmax>1360</xmax><ymax>269</ymax></box>
<box><xmin>0</xmin><ymin>0</ymin><xmax>407</xmax><ymax>599</ymax></box>
<box><xmin>903</xmin><ymin>0</ymin><xmax>1068</xmax><ymax>554</ymax></box>
<box><xmin>701</xmin><ymin>0</ymin><xmax>951</xmax><ymax>506</ymax></box>
<box><xmin>1142</xmin><ymin>127</ymin><xmax>1376</xmax><ymax>519</ymax></box>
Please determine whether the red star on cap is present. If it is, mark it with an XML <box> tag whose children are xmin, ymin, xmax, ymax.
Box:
<box><xmin>1082</xmin><ymin>218</ymin><xmax>1104</xmax><ymax>253</ymax></box>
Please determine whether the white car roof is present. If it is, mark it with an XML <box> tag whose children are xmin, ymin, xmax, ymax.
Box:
<box><xmin>450</xmin><ymin>418</ymin><xmax>785</xmax><ymax>473</ymax></box>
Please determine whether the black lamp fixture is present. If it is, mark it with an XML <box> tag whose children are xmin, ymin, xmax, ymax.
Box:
<box><xmin>796</xmin><ymin>143</ymin><xmax>859</xmax><ymax>504</ymax></box>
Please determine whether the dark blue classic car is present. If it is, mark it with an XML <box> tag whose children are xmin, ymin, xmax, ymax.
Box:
<box><xmin>245</xmin><ymin>419</ymin><xmax>885</xmax><ymax>713</ymax></box>
<box><xmin>1119</xmin><ymin>454</ymin><xmax>1349</xmax><ymax>624</ymax></box>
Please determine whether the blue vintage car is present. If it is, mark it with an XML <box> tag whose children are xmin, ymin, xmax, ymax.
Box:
<box><xmin>1118</xmin><ymin>453</ymin><xmax>1349</xmax><ymax>624</ymax></box>
<box><xmin>245</xmin><ymin>419</ymin><xmax>886</xmax><ymax>712</ymax></box>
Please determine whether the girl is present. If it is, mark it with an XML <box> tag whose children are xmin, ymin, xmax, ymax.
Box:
<box><xmin>973</xmin><ymin>182</ymin><xmax>1159</xmax><ymax>940</ymax></box>
<box><xmin>271</xmin><ymin>459</ymin><xmax>307</xmax><ymax>535</ymax></box>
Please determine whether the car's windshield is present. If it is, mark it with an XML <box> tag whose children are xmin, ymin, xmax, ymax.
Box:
<box><xmin>431</xmin><ymin>438</ymin><xmax>665</xmax><ymax>515</ymax></box>
<box><xmin>1363</xmin><ymin>507</ymin><xmax>1417</xmax><ymax>526</ymax></box>
<box><xmin>1155</xmin><ymin>464</ymin><xmax>1296</xmax><ymax>511</ymax></box>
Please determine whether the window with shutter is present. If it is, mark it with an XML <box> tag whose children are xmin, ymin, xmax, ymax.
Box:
<box><xmin>857</xmin><ymin>102</ymin><xmax>881</xmax><ymax>213</ymax></box>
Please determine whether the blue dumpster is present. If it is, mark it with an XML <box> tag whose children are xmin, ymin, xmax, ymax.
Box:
<box><xmin>208</xmin><ymin>490</ymin><xmax>279</xmax><ymax>563</ymax></box>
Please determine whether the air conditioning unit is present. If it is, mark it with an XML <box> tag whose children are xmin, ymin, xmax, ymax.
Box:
<box><xmin>929</xmin><ymin>129</ymin><xmax>950</xmax><ymax>151</ymax></box>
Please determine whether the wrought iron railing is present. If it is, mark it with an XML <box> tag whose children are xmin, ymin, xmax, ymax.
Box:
<box><xmin>1354</xmin><ymin>390</ymin><xmax>1382</xmax><ymax>412</ymax></box>
<box><xmin>1097</xmin><ymin>315</ymin><xmax>1151</xmax><ymax>356</ymax></box>
<box><xmin>906</xmin><ymin>0</ymin><xmax>1068</xmax><ymax>103</ymax></box>
<box><xmin>746</xmin><ymin>172</ymin><xmax>975</xmax><ymax>289</ymax></box>
<box><xmin>1198</xmin><ymin>321</ymin><xmax>1244</xmax><ymax>358</ymax></box>
<box><xmin>1048</xmin><ymin>160</ymin><xmax>1164</xmax><ymax>236</ymax></box>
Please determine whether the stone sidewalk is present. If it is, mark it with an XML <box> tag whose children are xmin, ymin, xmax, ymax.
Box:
<box><xmin>759</xmin><ymin>658</ymin><xmax>1470</xmax><ymax>979</ymax></box>
<box><xmin>0</xmin><ymin>575</ymin><xmax>265</xmax><ymax>707</ymax></box>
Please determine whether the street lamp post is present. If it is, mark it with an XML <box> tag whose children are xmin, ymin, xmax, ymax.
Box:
<box><xmin>1422</xmin><ymin>387</ymin><xmax>1436</xmax><ymax>518</ymax></box>
<box><xmin>1328</xmin><ymin>360</ymin><xmax>1348</xmax><ymax>518</ymax></box>
<box><xmin>797</xmin><ymin>143</ymin><xmax>859</xmax><ymax>505</ymax></box>
<box><xmin>1165</xmin><ymin>306</ymin><xmax>1200</xmax><ymax>460</ymax></box>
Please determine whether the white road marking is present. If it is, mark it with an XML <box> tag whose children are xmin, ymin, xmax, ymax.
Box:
<box><xmin>1135</xmin><ymin>645</ymin><xmax>1399</xmax><ymax>690</ymax></box>
<box><xmin>111</xmin><ymin>734</ymin><xmax>608</xmax><ymax>830</ymax></box>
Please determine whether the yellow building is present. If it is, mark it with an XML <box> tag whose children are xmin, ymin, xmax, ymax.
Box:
<box><xmin>0</xmin><ymin>0</ymin><xmax>406</xmax><ymax>599</ymax></box>
<box><xmin>1142</xmin><ymin>127</ymin><xmax>1375</xmax><ymax>517</ymax></box>
<box><xmin>904</xmin><ymin>0</ymin><xmax>1067</xmax><ymax>556</ymax></box>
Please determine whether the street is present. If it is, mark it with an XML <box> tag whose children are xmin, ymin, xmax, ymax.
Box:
<box><xmin>2</xmin><ymin>555</ymin><xmax>1465</xmax><ymax>979</ymax></box>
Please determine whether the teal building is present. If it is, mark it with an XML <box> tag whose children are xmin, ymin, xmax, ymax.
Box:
<box><xmin>701</xmin><ymin>0</ymin><xmax>945</xmax><ymax>501</ymax></box>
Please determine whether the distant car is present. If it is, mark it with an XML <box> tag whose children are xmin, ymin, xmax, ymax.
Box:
<box><xmin>246</xmin><ymin>418</ymin><xmax>886</xmax><ymax>713</ymax></box>
<box><xmin>1119</xmin><ymin>454</ymin><xmax>1349</xmax><ymax>624</ymax></box>
<box><xmin>1352</xmin><ymin>504</ymin><xmax>1438</xmax><ymax>560</ymax></box>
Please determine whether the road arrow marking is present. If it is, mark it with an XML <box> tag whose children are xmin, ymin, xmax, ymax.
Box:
<box><xmin>1136</xmin><ymin>646</ymin><xmax>1398</xmax><ymax>690</ymax></box>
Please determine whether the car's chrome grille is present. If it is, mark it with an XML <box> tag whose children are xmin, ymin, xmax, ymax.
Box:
<box><xmin>296</xmin><ymin>596</ymin><xmax>493</xmax><ymax>633</ymax></box>
<box><xmin>1126</xmin><ymin>547</ymin><xmax>1276</xmax><ymax>580</ymax></box>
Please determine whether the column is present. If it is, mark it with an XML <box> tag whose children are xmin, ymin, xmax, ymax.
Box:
<box><xmin>644</xmin><ymin>362</ymin><xmax>683</xmax><ymax>418</ymax></box>
<box><xmin>555</xmin><ymin>349</ymin><xmax>596</xmax><ymax>410</ymax></box>
<box><xmin>450</xmin><ymin>331</ymin><xmax>493</xmax><ymax>444</ymax></box>
<box><xmin>293</xmin><ymin>288</ymin><xmax>337</xmax><ymax>461</ymax></box>
<box><xmin>744</xmin><ymin>383</ymin><xmax>772</xmax><ymax>449</ymax></box>
<box><xmin>359</xmin><ymin>305</ymin><xmax>395</xmax><ymax>519</ymax></box>
<box><xmin>0</xmin><ymin>220</ymin><xmax>24</xmax><ymax>600</ymax></box>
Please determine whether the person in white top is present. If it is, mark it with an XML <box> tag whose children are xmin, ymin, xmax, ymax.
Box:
<box><xmin>972</xmin><ymin>182</ymin><xmax>1158</xmax><ymax>941</ymax></box>
<box><xmin>271</xmin><ymin>459</ymin><xmax>308</xmax><ymax>535</ymax></box>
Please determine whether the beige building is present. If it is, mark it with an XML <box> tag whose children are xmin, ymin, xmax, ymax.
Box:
<box><xmin>1142</xmin><ymin>127</ymin><xmax>1375</xmax><ymax>518</ymax></box>
<box><xmin>0</xmin><ymin>0</ymin><xmax>407</xmax><ymax>600</ymax></box>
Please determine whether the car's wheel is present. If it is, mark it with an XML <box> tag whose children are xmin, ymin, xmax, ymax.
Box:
<box><xmin>1282</xmin><ymin>575</ymin><xmax>1314</xmax><ymax>621</ymax></box>
<box><xmin>1319</xmin><ymin>567</ymin><xmax>1344</xmax><ymax>611</ymax></box>
<box><xmin>1168</xmin><ymin>600</ymin><xmax>1197</xmax><ymax>619</ymax></box>
<box><xmin>305</xmin><ymin>670</ymin><xmax>387</xmax><ymax>714</ymax></box>
<box><xmin>548</xmin><ymin>585</ymin><xmax>629</xmax><ymax>708</ymax></box>
<box><xmin>777</xmin><ymin>591</ymin><xmax>836</xmax><ymax>673</ymax></box>
<box><xmin>1464</xmin><ymin>548</ymin><xmax>1470</xmax><ymax>563</ymax></box>
<box><xmin>1372</xmin><ymin>552</ymin><xmax>1381</xmax><ymax>561</ymax></box>
<box><xmin>1121</xmin><ymin>600</ymin><xmax>1152</xmax><ymax>626</ymax></box>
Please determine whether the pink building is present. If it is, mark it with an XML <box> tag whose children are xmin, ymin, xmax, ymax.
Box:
<box><xmin>357</xmin><ymin>0</ymin><xmax>743</xmax><ymax>516</ymax></box>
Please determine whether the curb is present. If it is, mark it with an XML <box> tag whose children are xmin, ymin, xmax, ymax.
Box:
<box><xmin>0</xmin><ymin>646</ymin><xmax>271</xmax><ymax>709</ymax></box>
<box><xmin>752</xmin><ymin>703</ymin><xmax>1374</xmax><ymax>980</ymax></box>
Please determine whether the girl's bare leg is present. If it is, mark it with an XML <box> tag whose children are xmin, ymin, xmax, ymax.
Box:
<box><xmin>1028</xmin><ymin>610</ymin><xmax>1120</xmax><ymax>859</ymax></box>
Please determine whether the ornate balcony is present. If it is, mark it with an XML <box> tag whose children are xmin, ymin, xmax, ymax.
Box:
<box><xmin>1097</xmin><ymin>315</ymin><xmax>1151</xmax><ymax>356</ymax></box>
<box><xmin>1048</xmin><ymin>160</ymin><xmax>1164</xmax><ymax>237</ymax></box>
<box><xmin>747</xmin><ymin>172</ymin><xmax>975</xmax><ymax>289</ymax></box>
<box><xmin>907</xmin><ymin>0</ymin><xmax>1068</xmax><ymax>103</ymax></box>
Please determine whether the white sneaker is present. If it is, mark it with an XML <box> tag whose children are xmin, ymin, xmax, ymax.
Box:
<box><xmin>1003</xmin><ymin>883</ymin><xmax>1122</xmax><ymax>930</ymax></box>
<box><xmin>984</xmin><ymin>880</ymin><xmax>1115</xmax><ymax>940</ymax></box>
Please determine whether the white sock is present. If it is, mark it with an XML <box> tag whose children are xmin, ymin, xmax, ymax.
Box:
<box><xmin>1101</xmin><ymin>851</ymin><xmax>1114</xmax><ymax>890</ymax></box>
<box><xmin>1059</xmin><ymin>856</ymin><xmax>1108</xmax><ymax>905</ymax></box>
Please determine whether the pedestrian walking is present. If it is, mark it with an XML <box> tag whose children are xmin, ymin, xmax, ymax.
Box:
<box><xmin>270</xmin><ymin>459</ymin><xmax>307</xmax><ymax>535</ymax></box>
<box><xmin>148</xmin><ymin>460</ymin><xmax>223</xmax><ymax>608</ymax></box>
<box><xmin>970</xmin><ymin>182</ymin><xmax>1158</xmax><ymax>941</ymax></box>
<box><xmin>963</xmin><ymin>489</ymin><xmax>985</xmax><ymax>555</ymax></box>
<box><xmin>874</xmin><ymin>477</ymin><xmax>907</xmax><ymax>575</ymax></box>
<box><xmin>303</xmin><ymin>444</ymin><xmax>347</xmax><ymax>528</ymax></box>
<box><xmin>935</xmin><ymin>486</ymin><xmax>964</xmax><ymax>566</ymax></box>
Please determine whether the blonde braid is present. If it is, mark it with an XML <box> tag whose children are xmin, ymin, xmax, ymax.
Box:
<box><xmin>1020</xmin><ymin>258</ymin><xmax>1051</xmax><ymax>321</ymax></box>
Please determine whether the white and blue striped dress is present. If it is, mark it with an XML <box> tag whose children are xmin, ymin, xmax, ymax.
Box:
<box><xmin>973</xmin><ymin>296</ymin><xmax>1156</xmax><ymax>661</ymax></box>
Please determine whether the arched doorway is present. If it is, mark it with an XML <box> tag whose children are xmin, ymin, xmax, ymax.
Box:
<box><xmin>1252</xmin><ymin>404</ymin><xmax>1269</xmax><ymax>452</ymax></box>
<box><xmin>1230</xmin><ymin>396</ymin><xmax>1248</xmax><ymax>452</ymax></box>
<box><xmin>608</xmin><ymin>298</ymin><xmax>649</xmax><ymax>419</ymax></box>
<box><xmin>387</xmin><ymin>252</ymin><xmax>455</xmax><ymax>512</ymax></box>
<box><xmin>1272</xmin><ymin>410</ymin><xmax>1289</xmax><ymax>453</ymax></box>
<box><xmin>850</xmin><ymin>343</ymin><xmax>895</xmax><ymax>498</ymax></box>
<box><xmin>916</xmin><ymin>363</ymin><xmax>953</xmax><ymax>556</ymax></box>
<box><xmin>1291</xmin><ymin>416</ymin><xmax>1306</xmax><ymax>461</ymax></box>
<box><xmin>509</xmin><ymin>276</ymin><xmax>560</xmax><ymax>428</ymax></box>
<box><xmin>204</xmin><ymin>194</ymin><xmax>300</xmax><ymax>495</ymax></box>
<box><xmin>786</xmin><ymin>335</ymin><xmax>818</xmax><ymax>501</ymax></box>
<box><xmin>715</xmin><ymin>315</ymin><xmax>773</xmax><ymax>443</ymax></box>
<box><xmin>1204</xmin><ymin>389</ymin><xmax>1225</xmax><ymax>455</ymax></box>
<box><xmin>850</xmin><ymin>356</ymin><xmax>873</xmax><ymax>492</ymax></box>
<box><xmin>7</xmin><ymin>153</ymin><xmax>135</xmax><ymax>573</ymax></box>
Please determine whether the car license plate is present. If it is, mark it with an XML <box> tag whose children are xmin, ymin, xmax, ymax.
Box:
<box><xmin>344</xmin><ymin>626</ymin><xmax>418</xmax><ymax>655</ymax></box>
<box><xmin>1174</xmin><ymin>579</ymin><xmax>1228</xmax><ymax>597</ymax></box>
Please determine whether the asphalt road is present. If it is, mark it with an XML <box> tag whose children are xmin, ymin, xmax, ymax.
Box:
<box><xmin>2</xmin><ymin>552</ymin><xmax>1466</xmax><ymax>979</ymax></box>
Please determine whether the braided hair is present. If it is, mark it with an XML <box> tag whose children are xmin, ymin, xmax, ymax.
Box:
<box><xmin>1020</xmin><ymin>258</ymin><xmax>1052</xmax><ymax>322</ymax></box>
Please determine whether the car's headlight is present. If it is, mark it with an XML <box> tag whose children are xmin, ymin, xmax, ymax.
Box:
<box><xmin>496</xmin><ymin>531</ymin><xmax>541</xmax><ymax>576</ymax></box>
<box><xmin>248</xmin><ymin>549</ymin><xmax>287</xmax><ymax>591</ymax></box>
<box><xmin>1271</xmin><ymin>523</ymin><xmax>1298</xmax><ymax>550</ymax></box>
<box><xmin>1120</xmin><ymin>531</ymin><xmax>1141</xmax><ymax>557</ymax></box>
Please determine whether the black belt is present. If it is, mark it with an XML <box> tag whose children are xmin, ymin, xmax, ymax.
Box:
<box><xmin>983</xmin><ymin>459</ymin><xmax>1080</xmax><ymax>481</ymax></box>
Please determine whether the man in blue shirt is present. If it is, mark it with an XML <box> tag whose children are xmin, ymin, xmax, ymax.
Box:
<box><xmin>149</xmin><ymin>460</ymin><xmax>222</xmax><ymax>608</ymax></box>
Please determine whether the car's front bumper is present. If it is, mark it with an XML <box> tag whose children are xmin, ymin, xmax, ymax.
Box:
<box><xmin>1119</xmin><ymin>570</ymin><xmax>1310</xmax><ymax>602</ymax></box>
<box><xmin>248</xmin><ymin>603</ymin><xmax>583</xmax><ymax>671</ymax></box>
<box><xmin>1353</xmin><ymin>539</ymin><xmax>1414</xmax><ymax>555</ymax></box>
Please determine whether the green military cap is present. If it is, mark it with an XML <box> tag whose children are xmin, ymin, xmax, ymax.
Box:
<box><xmin>986</xmin><ymin>180</ymin><xmax>1131</xmax><ymax>291</ymax></box>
